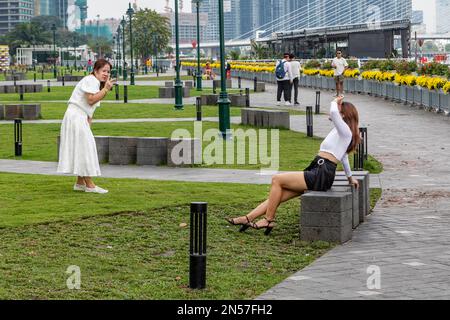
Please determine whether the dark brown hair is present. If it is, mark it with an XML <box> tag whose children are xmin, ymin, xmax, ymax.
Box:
<box><xmin>340</xmin><ymin>102</ymin><xmax>361</xmax><ymax>153</ymax></box>
<box><xmin>91</xmin><ymin>59</ymin><xmax>112</xmax><ymax>90</ymax></box>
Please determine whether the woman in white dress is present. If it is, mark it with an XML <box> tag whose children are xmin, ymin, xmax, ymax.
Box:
<box><xmin>57</xmin><ymin>59</ymin><xmax>115</xmax><ymax>194</ymax></box>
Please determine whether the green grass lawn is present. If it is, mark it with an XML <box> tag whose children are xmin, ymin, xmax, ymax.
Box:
<box><xmin>0</xmin><ymin>171</ymin><xmax>382</xmax><ymax>299</ymax></box>
<box><xmin>0</xmin><ymin>85</ymin><xmax>244</xmax><ymax>102</ymax></box>
<box><xmin>137</xmin><ymin>75</ymin><xmax>193</xmax><ymax>81</ymax></box>
<box><xmin>37</xmin><ymin>102</ymin><xmax>244</xmax><ymax>119</ymax></box>
<box><xmin>0</xmin><ymin>121</ymin><xmax>381</xmax><ymax>173</ymax></box>
<box><xmin>0</xmin><ymin>70</ymin><xmax>87</xmax><ymax>81</ymax></box>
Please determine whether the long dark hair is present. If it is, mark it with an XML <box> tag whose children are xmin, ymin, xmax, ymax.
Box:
<box><xmin>341</xmin><ymin>102</ymin><xmax>361</xmax><ymax>153</ymax></box>
<box><xmin>91</xmin><ymin>59</ymin><xmax>112</xmax><ymax>90</ymax></box>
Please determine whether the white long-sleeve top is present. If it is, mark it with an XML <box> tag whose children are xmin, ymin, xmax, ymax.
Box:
<box><xmin>320</xmin><ymin>101</ymin><xmax>353</xmax><ymax>177</ymax></box>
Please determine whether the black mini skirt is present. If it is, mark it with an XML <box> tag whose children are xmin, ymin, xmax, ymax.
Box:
<box><xmin>303</xmin><ymin>156</ymin><xmax>337</xmax><ymax>191</ymax></box>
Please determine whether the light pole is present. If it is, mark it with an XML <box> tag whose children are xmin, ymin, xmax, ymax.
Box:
<box><xmin>121</xmin><ymin>16</ymin><xmax>127</xmax><ymax>81</ymax></box>
<box><xmin>51</xmin><ymin>23</ymin><xmax>57</xmax><ymax>78</ymax></box>
<box><xmin>127</xmin><ymin>3</ymin><xmax>135</xmax><ymax>85</ymax></box>
<box><xmin>194</xmin><ymin>0</ymin><xmax>202</xmax><ymax>91</ymax></box>
<box><xmin>116</xmin><ymin>26</ymin><xmax>122</xmax><ymax>76</ymax></box>
<box><xmin>73</xmin><ymin>39</ymin><xmax>77</xmax><ymax>69</ymax></box>
<box><xmin>174</xmin><ymin>0</ymin><xmax>183</xmax><ymax>110</ymax></box>
<box><xmin>153</xmin><ymin>34</ymin><xmax>159</xmax><ymax>77</ymax></box>
<box><xmin>217</xmin><ymin>0</ymin><xmax>230</xmax><ymax>138</ymax></box>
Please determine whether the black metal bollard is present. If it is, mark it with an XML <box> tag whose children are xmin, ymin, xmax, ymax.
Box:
<box><xmin>189</xmin><ymin>202</ymin><xmax>207</xmax><ymax>289</ymax></box>
<box><xmin>238</xmin><ymin>76</ymin><xmax>241</xmax><ymax>89</ymax></box>
<box><xmin>360</xmin><ymin>127</ymin><xmax>368</xmax><ymax>160</ymax></box>
<box><xmin>193</xmin><ymin>74</ymin><xmax>196</xmax><ymax>87</ymax></box>
<box><xmin>124</xmin><ymin>85</ymin><xmax>128</xmax><ymax>103</ymax></box>
<box><xmin>47</xmin><ymin>80</ymin><xmax>51</xmax><ymax>92</ymax></box>
<box><xmin>13</xmin><ymin>76</ymin><xmax>17</xmax><ymax>87</ymax></box>
<box><xmin>306</xmin><ymin>106</ymin><xmax>313</xmax><ymax>137</ymax></box>
<box><xmin>254</xmin><ymin>77</ymin><xmax>258</xmax><ymax>92</ymax></box>
<box><xmin>34</xmin><ymin>73</ymin><xmax>36</xmax><ymax>82</ymax></box>
<box><xmin>353</xmin><ymin>127</ymin><xmax>367</xmax><ymax>171</ymax></box>
<box><xmin>315</xmin><ymin>91</ymin><xmax>321</xmax><ymax>114</ymax></box>
<box><xmin>19</xmin><ymin>85</ymin><xmax>24</xmax><ymax>101</ymax></box>
<box><xmin>41</xmin><ymin>69</ymin><xmax>44</xmax><ymax>80</ymax></box>
<box><xmin>62</xmin><ymin>76</ymin><xmax>65</xmax><ymax>86</ymax></box>
<box><xmin>196</xmin><ymin>97</ymin><xmax>202</xmax><ymax>121</ymax></box>
<box><xmin>212</xmin><ymin>80</ymin><xmax>217</xmax><ymax>94</ymax></box>
<box><xmin>245</xmin><ymin>88</ymin><xmax>250</xmax><ymax>107</ymax></box>
<box><xmin>14</xmin><ymin>119</ymin><xmax>22</xmax><ymax>157</ymax></box>
<box><xmin>115</xmin><ymin>83</ymin><xmax>120</xmax><ymax>101</ymax></box>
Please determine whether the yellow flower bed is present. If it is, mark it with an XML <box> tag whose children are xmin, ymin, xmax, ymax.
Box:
<box><xmin>343</xmin><ymin>69</ymin><xmax>360</xmax><ymax>78</ymax></box>
<box><xmin>319</xmin><ymin>70</ymin><xmax>334</xmax><ymax>77</ymax></box>
<box><xmin>303</xmin><ymin>69</ymin><xmax>320</xmax><ymax>76</ymax></box>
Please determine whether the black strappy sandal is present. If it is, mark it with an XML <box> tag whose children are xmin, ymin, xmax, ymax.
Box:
<box><xmin>250</xmin><ymin>217</ymin><xmax>276</xmax><ymax>236</ymax></box>
<box><xmin>226</xmin><ymin>216</ymin><xmax>251</xmax><ymax>232</ymax></box>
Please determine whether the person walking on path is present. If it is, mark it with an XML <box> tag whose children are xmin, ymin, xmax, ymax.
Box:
<box><xmin>275</xmin><ymin>53</ymin><xmax>293</xmax><ymax>106</ymax></box>
<box><xmin>289</xmin><ymin>53</ymin><xmax>301</xmax><ymax>105</ymax></box>
<box><xmin>332</xmin><ymin>50</ymin><xmax>348</xmax><ymax>97</ymax></box>
<box><xmin>227</xmin><ymin>96</ymin><xmax>360</xmax><ymax>235</ymax></box>
<box><xmin>57</xmin><ymin>59</ymin><xmax>115</xmax><ymax>194</ymax></box>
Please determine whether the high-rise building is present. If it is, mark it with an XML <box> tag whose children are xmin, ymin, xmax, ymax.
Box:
<box><xmin>436</xmin><ymin>0</ymin><xmax>450</xmax><ymax>34</ymax></box>
<box><xmin>34</xmin><ymin>0</ymin><xmax>50</xmax><ymax>16</ymax></box>
<box><xmin>162</xmin><ymin>12</ymin><xmax>208</xmax><ymax>45</ymax></box>
<box><xmin>0</xmin><ymin>0</ymin><xmax>35</xmax><ymax>36</ymax></box>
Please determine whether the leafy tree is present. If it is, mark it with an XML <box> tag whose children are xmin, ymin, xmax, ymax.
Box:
<box><xmin>228</xmin><ymin>50</ymin><xmax>240</xmax><ymax>60</ymax></box>
<box><xmin>125</xmin><ymin>9</ymin><xmax>171</xmax><ymax>61</ymax></box>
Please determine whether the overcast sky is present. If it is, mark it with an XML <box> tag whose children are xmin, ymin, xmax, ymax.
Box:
<box><xmin>87</xmin><ymin>0</ymin><xmax>435</xmax><ymax>33</ymax></box>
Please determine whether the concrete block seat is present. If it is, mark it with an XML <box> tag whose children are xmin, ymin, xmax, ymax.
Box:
<box><xmin>241</xmin><ymin>108</ymin><xmax>290</xmax><ymax>129</ymax></box>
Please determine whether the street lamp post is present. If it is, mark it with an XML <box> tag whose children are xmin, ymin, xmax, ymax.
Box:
<box><xmin>194</xmin><ymin>0</ymin><xmax>202</xmax><ymax>91</ymax></box>
<box><xmin>73</xmin><ymin>40</ymin><xmax>77</xmax><ymax>69</ymax></box>
<box><xmin>153</xmin><ymin>34</ymin><xmax>159</xmax><ymax>77</ymax></box>
<box><xmin>174</xmin><ymin>0</ymin><xmax>183</xmax><ymax>110</ymax></box>
<box><xmin>116</xmin><ymin>28</ymin><xmax>122</xmax><ymax>76</ymax></box>
<box><xmin>121</xmin><ymin>16</ymin><xmax>127</xmax><ymax>81</ymax></box>
<box><xmin>127</xmin><ymin>3</ymin><xmax>135</xmax><ymax>85</ymax></box>
<box><xmin>51</xmin><ymin>24</ymin><xmax>57</xmax><ymax>78</ymax></box>
<box><xmin>217</xmin><ymin>0</ymin><xmax>230</xmax><ymax>138</ymax></box>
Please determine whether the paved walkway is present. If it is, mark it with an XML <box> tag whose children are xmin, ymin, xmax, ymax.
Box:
<box><xmin>1</xmin><ymin>77</ymin><xmax>450</xmax><ymax>299</ymax></box>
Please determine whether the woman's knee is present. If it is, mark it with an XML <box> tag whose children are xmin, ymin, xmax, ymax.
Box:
<box><xmin>271</xmin><ymin>174</ymin><xmax>282</xmax><ymax>186</ymax></box>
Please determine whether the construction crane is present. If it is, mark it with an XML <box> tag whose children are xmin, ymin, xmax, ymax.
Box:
<box><xmin>164</xmin><ymin>0</ymin><xmax>172</xmax><ymax>13</ymax></box>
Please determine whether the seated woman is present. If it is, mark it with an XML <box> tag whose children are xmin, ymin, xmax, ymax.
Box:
<box><xmin>226</xmin><ymin>96</ymin><xmax>361</xmax><ymax>235</ymax></box>
<box><xmin>204</xmin><ymin>62</ymin><xmax>216</xmax><ymax>80</ymax></box>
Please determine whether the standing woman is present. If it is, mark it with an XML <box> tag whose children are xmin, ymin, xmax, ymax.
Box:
<box><xmin>57</xmin><ymin>59</ymin><xmax>115</xmax><ymax>194</ymax></box>
<box><xmin>227</xmin><ymin>96</ymin><xmax>361</xmax><ymax>235</ymax></box>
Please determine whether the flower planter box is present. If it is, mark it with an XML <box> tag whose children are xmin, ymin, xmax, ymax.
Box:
<box><xmin>328</xmin><ymin>77</ymin><xmax>336</xmax><ymax>92</ymax></box>
<box><xmin>300</xmin><ymin>76</ymin><xmax>307</xmax><ymax>87</ymax></box>
<box><xmin>355</xmin><ymin>79</ymin><xmax>363</xmax><ymax>94</ymax></box>
<box><xmin>413</xmin><ymin>86</ymin><xmax>422</xmax><ymax>106</ymax></box>
<box><xmin>393</xmin><ymin>85</ymin><xmax>401</xmax><ymax>102</ymax></box>
<box><xmin>381</xmin><ymin>83</ymin><xmax>388</xmax><ymax>98</ymax></box>
<box><xmin>400</xmin><ymin>86</ymin><xmax>407</xmax><ymax>103</ymax></box>
<box><xmin>439</xmin><ymin>92</ymin><xmax>450</xmax><ymax>113</ymax></box>
<box><xmin>431</xmin><ymin>91</ymin><xmax>441</xmax><ymax>112</ymax></box>
<box><xmin>305</xmin><ymin>76</ymin><xmax>312</xmax><ymax>87</ymax></box>
<box><xmin>406</xmin><ymin>86</ymin><xmax>415</xmax><ymax>105</ymax></box>
<box><xmin>421</xmin><ymin>88</ymin><xmax>431</xmax><ymax>108</ymax></box>
<box><xmin>386</xmin><ymin>82</ymin><xmax>394</xmax><ymax>100</ymax></box>
<box><xmin>344</xmin><ymin>78</ymin><xmax>356</xmax><ymax>93</ymax></box>
<box><xmin>363</xmin><ymin>79</ymin><xmax>371</xmax><ymax>94</ymax></box>
<box><xmin>321</xmin><ymin>77</ymin><xmax>329</xmax><ymax>90</ymax></box>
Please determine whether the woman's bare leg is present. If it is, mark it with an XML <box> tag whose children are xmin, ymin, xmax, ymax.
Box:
<box><xmin>83</xmin><ymin>177</ymin><xmax>95</xmax><ymax>188</ymax></box>
<box><xmin>230</xmin><ymin>173</ymin><xmax>307</xmax><ymax>225</ymax></box>
<box><xmin>76</xmin><ymin>177</ymin><xmax>85</xmax><ymax>185</ymax></box>
<box><xmin>252</xmin><ymin>172</ymin><xmax>308</xmax><ymax>228</ymax></box>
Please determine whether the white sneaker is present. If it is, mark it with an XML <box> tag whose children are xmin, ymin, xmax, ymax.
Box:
<box><xmin>73</xmin><ymin>184</ymin><xmax>86</xmax><ymax>191</ymax></box>
<box><xmin>285</xmin><ymin>101</ymin><xmax>291</xmax><ymax>106</ymax></box>
<box><xmin>85</xmin><ymin>186</ymin><xmax>109</xmax><ymax>194</ymax></box>
<box><xmin>276</xmin><ymin>101</ymin><xmax>281</xmax><ymax>106</ymax></box>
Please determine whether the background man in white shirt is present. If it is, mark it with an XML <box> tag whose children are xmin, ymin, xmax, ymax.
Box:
<box><xmin>289</xmin><ymin>53</ymin><xmax>301</xmax><ymax>105</ymax></box>
<box><xmin>331</xmin><ymin>50</ymin><xmax>348</xmax><ymax>97</ymax></box>
<box><xmin>275</xmin><ymin>53</ymin><xmax>292</xmax><ymax>106</ymax></box>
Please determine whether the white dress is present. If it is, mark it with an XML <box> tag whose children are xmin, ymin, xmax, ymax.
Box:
<box><xmin>57</xmin><ymin>75</ymin><xmax>102</xmax><ymax>177</ymax></box>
